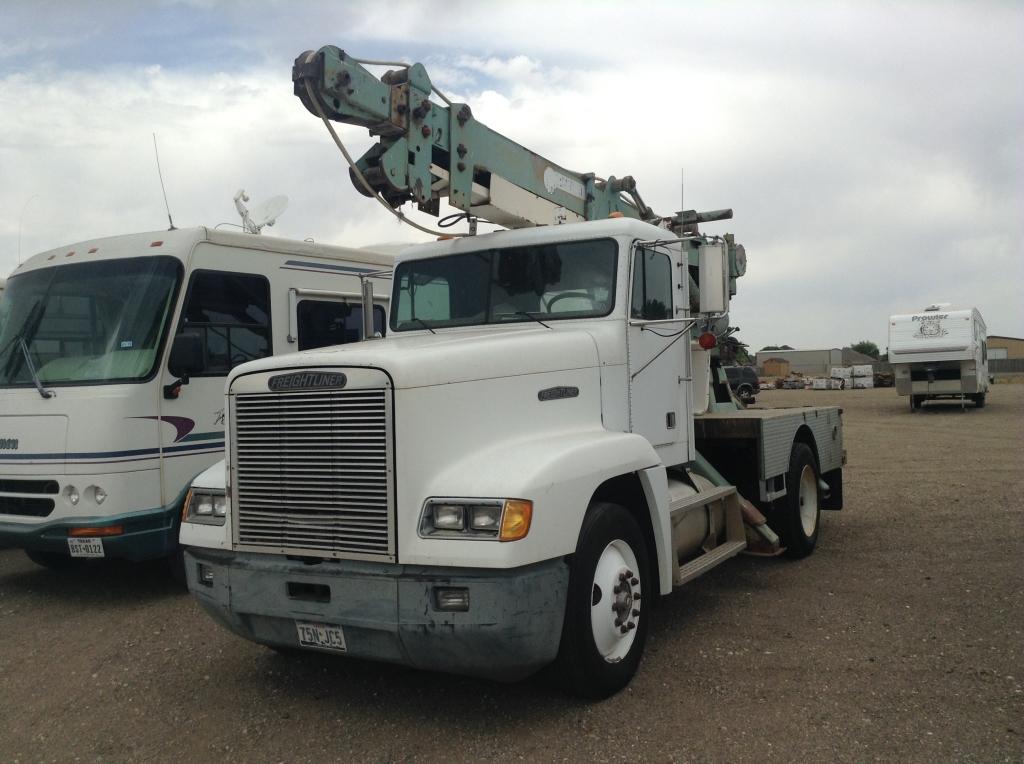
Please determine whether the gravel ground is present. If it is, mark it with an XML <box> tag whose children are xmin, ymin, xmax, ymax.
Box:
<box><xmin>1</xmin><ymin>386</ymin><xmax>1022</xmax><ymax>763</ymax></box>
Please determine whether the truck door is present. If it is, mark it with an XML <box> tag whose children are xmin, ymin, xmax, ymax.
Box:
<box><xmin>627</xmin><ymin>245</ymin><xmax>686</xmax><ymax>452</ymax></box>
<box><xmin>159</xmin><ymin>269</ymin><xmax>273</xmax><ymax>507</ymax></box>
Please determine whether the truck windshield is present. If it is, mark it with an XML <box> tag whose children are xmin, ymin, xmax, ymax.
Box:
<box><xmin>390</xmin><ymin>238</ymin><xmax>617</xmax><ymax>332</ymax></box>
<box><xmin>0</xmin><ymin>256</ymin><xmax>182</xmax><ymax>387</ymax></box>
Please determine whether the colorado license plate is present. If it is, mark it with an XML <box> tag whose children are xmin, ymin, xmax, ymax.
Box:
<box><xmin>295</xmin><ymin>621</ymin><xmax>347</xmax><ymax>652</ymax></box>
<box><xmin>67</xmin><ymin>538</ymin><xmax>105</xmax><ymax>558</ymax></box>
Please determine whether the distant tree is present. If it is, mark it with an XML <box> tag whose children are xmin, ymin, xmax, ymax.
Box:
<box><xmin>760</xmin><ymin>345</ymin><xmax>794</xmax><ymax>351</ymax></box>
<box><xmin>850</xmin><ymin>340</ymin><xmax>880</xmax><ymax>359</ymax></box>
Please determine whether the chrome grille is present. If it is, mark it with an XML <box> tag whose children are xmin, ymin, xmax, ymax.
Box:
<box><xmin>232</xmin><ymin>387</ymin><xmax>393</xmax><ymax>560</ymax></box>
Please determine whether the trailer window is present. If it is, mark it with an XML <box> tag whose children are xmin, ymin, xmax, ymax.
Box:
<box><xmin>178</xmin><ymin>271</ymin><xmax>271</xmax><ymax>375</ymax></box>
<box><xmin>296</xmin><ymin>300</ymin><xmax>386</xmax><ymax>350</ymax></box>
<box><xmin>631</xmin><ymin>248</ymin><xmax>673</xmax><ymax>320</ymax></box>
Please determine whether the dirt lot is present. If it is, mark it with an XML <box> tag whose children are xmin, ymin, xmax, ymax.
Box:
<box><xmin>1</xmin><ymin>386</ymin><xmax>1022</xmax><ymax>763</ymax></box>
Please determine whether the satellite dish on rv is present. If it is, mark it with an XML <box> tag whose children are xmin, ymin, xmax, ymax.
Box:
<box><xmin>252</xmin><ymin>195</ymin><xmax>289</xmax><ymax>229</ymax></box>
<box><xmin>234</xmin><ymin>189</ymin><xmax>289</xmax><ymax>234</ymax></box>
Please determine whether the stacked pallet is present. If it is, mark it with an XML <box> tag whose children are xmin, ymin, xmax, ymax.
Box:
<box><xmin>852</xmin><ymin>364</ymin><xmax>874</xmax><ymax>389</ymax></box>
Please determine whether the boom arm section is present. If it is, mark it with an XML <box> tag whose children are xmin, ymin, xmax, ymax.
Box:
<box><xmin>294</xmin><ymin>47</ymin><xmax>717</xmax><ymax>230</ymax></box>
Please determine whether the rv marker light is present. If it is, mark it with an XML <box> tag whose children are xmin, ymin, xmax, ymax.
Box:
<box><xmin>69</xmin><ymin>525</ymin><xmax>124</xmax><ymax>537</ymax></box>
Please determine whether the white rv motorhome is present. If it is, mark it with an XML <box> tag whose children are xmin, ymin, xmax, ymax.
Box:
<box><xmin>888</xmin><ymin>305</ymin><xmax>989</xmax><ymax>409</ymax></box>
<box><xmin>0</xmin><ymin>227</ymin><xmax>393</xmax><ymax>571</ymax></box>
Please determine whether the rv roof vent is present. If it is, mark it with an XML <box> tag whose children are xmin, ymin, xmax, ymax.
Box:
<box><xmin>923</xmin><ymin>303</ymin><xmax>951</xmax><ymax>312</ymax></box>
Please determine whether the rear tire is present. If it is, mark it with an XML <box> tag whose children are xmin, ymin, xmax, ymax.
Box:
<box><xmin>769</xmin><ymin>443</ymin><xmax>821</xmax><ymax>559</ymax></box>
<box><xmin>555</xmin><ymin>502</ymin><xmax>650</xmax><ymax>699</ymax></box>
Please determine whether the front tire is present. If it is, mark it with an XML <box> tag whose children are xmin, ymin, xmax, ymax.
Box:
<box><xmin>555</xmin><ymin>502</ymin><xmax>650</xmax><ymax>699</ymax></box>
<box><xmin>769</xmin><ymin>443</ymin><xmax>821</xmax><ymax>559</ymax></box>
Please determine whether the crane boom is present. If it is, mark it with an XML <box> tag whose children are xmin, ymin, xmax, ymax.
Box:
<box><xmin>293</xmin><ymin>47</ymin><xmax>731</xmax><ymax>233</ymax></box>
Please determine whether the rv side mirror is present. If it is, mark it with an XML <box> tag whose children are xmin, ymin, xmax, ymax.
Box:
<box><xmin>168</xmin><ymin>332</ymin><xmax>203</xmax><ymax>379</ymax></box>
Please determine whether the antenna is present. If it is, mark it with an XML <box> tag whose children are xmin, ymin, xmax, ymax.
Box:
<box><xmin>18</xmin><ymin>194</ymin><xmax>38</xmax><ymax>266</ymax></box>
<box><xmin>152</xmin><ymin>133</ymin><xmax>177</xmax><ymax>230</ymax></box>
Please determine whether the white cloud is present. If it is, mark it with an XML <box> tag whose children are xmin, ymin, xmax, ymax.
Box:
<box><xmin>1</xmin><ymin>0</ymin><xmax>1022</xmax><ymax>352</ymax></box>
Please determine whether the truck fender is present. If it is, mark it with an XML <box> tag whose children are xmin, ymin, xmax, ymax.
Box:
<box><xmin>636</xmin><ymin>465</ymin><xmax>674</xmax><ymax>595</ymax></box>
<box><xmin>422</xmin><ymin>429</ymin><xmax>662</xmax><ymax>567</ymax></box>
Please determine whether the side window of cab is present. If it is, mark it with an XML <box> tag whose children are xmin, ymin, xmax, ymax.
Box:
<box><xmin>631</xmin><ymin>249</ymin><xmax>673</xmax><ymax>320</ymax></box>
<box><xmin>176</xmin><ymin>271</ymin><xmax>272</xmax><ymax>375</ymax></box>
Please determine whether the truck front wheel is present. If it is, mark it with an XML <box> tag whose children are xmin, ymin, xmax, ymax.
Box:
<box><xmin>770</xmin><ymin>443</ymin><xmax>821</xmax><ymax>559</ymax></box>
<box><xmin>555</xmin><ymin>502</ymin><xmax>650</xmax><ymax>699</ymax></box>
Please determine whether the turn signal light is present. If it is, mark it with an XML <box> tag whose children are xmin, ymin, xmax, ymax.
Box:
<box><xmin>69</xmin><ymin>525</ymin><xmax>124</xmax><ymax>537</ymax></box>
<box><xmin>698</xmin><ymin>332</ymin><xmax>717</xmax><ymax>350</ymax></box>
<box><xmin>499</xmin><ymin>500</ymin><xmax>532</xmax><ymax>542</ymax></box>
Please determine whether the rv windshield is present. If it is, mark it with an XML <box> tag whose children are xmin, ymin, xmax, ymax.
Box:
<box><xmin>390</xmin><ymin>238</ymin><xmax>617</xmax><ymax>332</ymax></box>
<box><xmin>0</xmin><ymin>256</ymin><xmax>182</xmax><ymax>387</ymax></box>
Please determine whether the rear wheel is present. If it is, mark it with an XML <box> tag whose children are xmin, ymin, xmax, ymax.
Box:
<box><xmin>555</xmin><ymin>502</ymin><xmax>650</xmax><ymax>699</ymax></box>
<box><xmin>769</xmin><ymin>443</ymin><xmax>821</xmax><ymax>559</ymax></box>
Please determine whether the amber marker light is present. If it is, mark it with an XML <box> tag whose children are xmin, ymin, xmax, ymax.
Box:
<box><xmin>181</xmin><ymin>489</ymin><xmax>193</xmax><ymax>522</ymax></box>
<box><xmin>69</xmin><ymin>525</ymin><xmax>124</xmax><ymax>537</ymax></box>
<box><xmin>499</xmin><ymin>500</ymin><xmax>532</xmax><ymax>542</ymax></box>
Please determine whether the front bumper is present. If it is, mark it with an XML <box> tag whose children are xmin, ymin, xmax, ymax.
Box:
<box><xmin>0</xmin><ymin>503</ymin><xmax>181</xmax><ymax>562</ymax></box>
<box><xmin>185</xmin><ymin>548</ymin><xmax>569</xmax><ymax>681</ymax></box>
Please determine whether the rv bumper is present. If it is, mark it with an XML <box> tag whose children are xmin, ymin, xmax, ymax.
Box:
<box><xmin>0</xmin><ymin>503</ymin><xmax>182</xmax><ymax>562</ymax></box>
<box><xmin>185</xmin><ymin>548</ymin><xmax>569</xmax><ymax>681</ymax></box>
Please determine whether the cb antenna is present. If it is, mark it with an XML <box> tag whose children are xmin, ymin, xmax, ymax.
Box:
<box><xmin>152</xmin><ymin>133</ymin><xmax>177</xmax><ymax>230</ymax></box>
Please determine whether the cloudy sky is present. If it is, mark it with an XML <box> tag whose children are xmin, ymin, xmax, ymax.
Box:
<box><xmin>1</xmin><ymin>0</ymin><xmax>1021</xmax><ymax>352</ymax></box>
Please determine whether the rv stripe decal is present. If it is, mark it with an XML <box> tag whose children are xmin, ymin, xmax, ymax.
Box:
<box><xmin>0</xmin><ymin>439</ymin><xmax>225</xmax><ymax>462</ymax></box>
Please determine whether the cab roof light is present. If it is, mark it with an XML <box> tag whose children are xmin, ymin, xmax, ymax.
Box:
<box><xmin>150</xmin><ymin>240</ymin><xmax>163</xmax><ymax>247</ymax></box>
<box><xmin>88</xmin><ymin>247</ymin><xmax>98</xmax><ymax>253</ymax></box>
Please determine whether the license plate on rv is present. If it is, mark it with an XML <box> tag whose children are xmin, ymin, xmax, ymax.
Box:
<box><xmin>67</xmin><ymin>538</ymin><xmax>105</xmax><ymax>558</ymax></box>
<box><xmin>295</xmin><ymin>621</ymin><xmax>347</xmax><ymax>652</ymax></box>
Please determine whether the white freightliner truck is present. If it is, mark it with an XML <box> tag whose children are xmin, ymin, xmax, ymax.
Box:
<box><xmin>888</xmin><ymin>304</ymin><xmax>989</xmax><ymax>410</ymax></box>
<box><xmin>0</xmin><ymin>224</ymin><xmax>393</xmax><ymax>571</ymax></box>
<box><xmin>180</xmin><ymin>48</ymin><xmax>846</xmax><ymax>697</ymax></box>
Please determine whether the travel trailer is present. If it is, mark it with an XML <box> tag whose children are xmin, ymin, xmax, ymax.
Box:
<box><xmin>888</xmin><ymin>305</ymin><xmax>989</xmax><ymax>409</ymax></box>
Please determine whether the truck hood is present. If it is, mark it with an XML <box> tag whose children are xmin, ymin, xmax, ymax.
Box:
<box><xmin>230</xmin><ymin>326</ymin><xmax>602</xmax><ymax>390</ymax></box>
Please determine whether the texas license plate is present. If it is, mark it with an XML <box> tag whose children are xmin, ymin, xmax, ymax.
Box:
<box><xmin>67</xmin><ymin>538</ymin><xmax>105</xmax><ymax>558</ymax></box>
<box><xmin>295</xmin><ymin>621</ymin><xmax>347</xmax><ymax>652</ymax></box>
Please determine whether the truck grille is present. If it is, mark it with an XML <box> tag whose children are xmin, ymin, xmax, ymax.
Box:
<box><xmin>232</xmin><ymin>388</ymin><xmax>393</xmax><ymax>560</ymax></box>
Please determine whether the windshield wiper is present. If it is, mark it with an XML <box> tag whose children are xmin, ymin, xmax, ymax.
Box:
<box><xmin>514</xmin><ymin>311</ymin><xmax>551</xmax><ymax>329</ymax></box>
<box><xmin>407</xmin><ymin>317</ymin><xmax>436</xmax><ymax>334</ymax></box>
<box><xmin>18</xmin><ymin>338</ymin><xmax>54</xmax><ymax>399</ymax></box>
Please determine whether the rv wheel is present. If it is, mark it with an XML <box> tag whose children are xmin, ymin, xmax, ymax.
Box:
<box><xmin>555</xmin><ymin>502</ymin><xmax>650</xmax><ymax>699</ymax></box>
<box><xmin>973</xmin><ymin>393</ymin><xmax>986</xmax><ymax>409</ymax></box>
<box><xmin>911</xmin><ymin>395</ymin><xmax>924</xmax><ymax>410</ymax></box>
<box><xmin>769</xmin><ymin>443</ymin><xmax>821</xmax><ymax>559</ymax></box>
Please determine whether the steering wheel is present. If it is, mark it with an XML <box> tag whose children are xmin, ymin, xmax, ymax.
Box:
<box><xmin>546</xmin><ymin>291</ymin><xmax>594</xmax><ymax>312</ymax></box>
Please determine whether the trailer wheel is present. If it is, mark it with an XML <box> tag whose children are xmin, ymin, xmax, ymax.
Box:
<box><xmin>555</xmin><ymin>502</ymin><xmax>649</xmax><ymax>699</ymax></box>
<box><xmin>911</xmin><ymin>395</ymin><xmax>924</xmax><ymax>410</ymax></box>
<box><xmin>770</xmin><ymin>443</ymin><xmax>820</xmax><ymax>559</ymax></box>
<box><xmin>973</xmin><ymin>392</ymin><xmax>986</xmax><ymax>409</ymax></box>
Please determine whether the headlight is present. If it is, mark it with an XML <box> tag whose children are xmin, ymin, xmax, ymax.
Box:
<box><xmin>420</xmin><ymin>499</ymin><xmax>532</xmax><ymax>541</ymax></box>
<box><xmin>185</xmin><ymin>489</ymin><xmax>228</xmax><ymax>526</ymax></box>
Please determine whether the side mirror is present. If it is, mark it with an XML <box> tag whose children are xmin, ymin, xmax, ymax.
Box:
<box><xmin>698</xmin><ymin>243</ymin><xmax>730</xmax><ymax>314</ymax></box>
<box><xmin>168</xmin><ymin>332</ymin><xmax>203</xmax><ymax>379</ymax></box>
